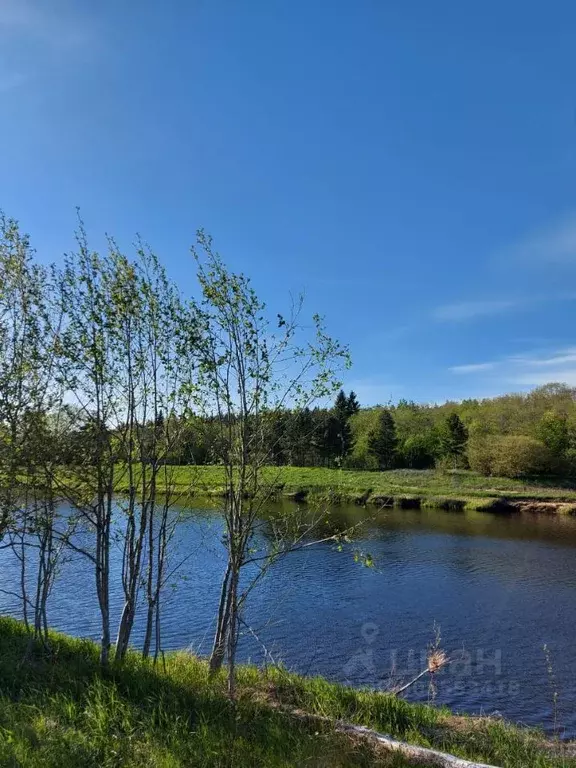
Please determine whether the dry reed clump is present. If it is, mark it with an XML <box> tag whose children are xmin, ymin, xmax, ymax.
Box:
<box><xmin>427</xmin><ymin>649</ymin><xmax>448</xmax><ymax>674</ymax></box>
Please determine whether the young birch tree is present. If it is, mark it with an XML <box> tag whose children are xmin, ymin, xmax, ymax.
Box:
<box><xmin>0</xmin><ymin>214</ymin><xmax>68</xmax><ymax>645</ymax></box>
<box><xmin>0</xmin><ymin>215</ymin><xmax>47</xmax><ymax>544</ymax></box>
<box><xmin>52</xmin><ymin>222</ymin><xmax>201</xmax><ymax>666</ymax></box>
<box><xmin>137</xmin><ymin>252</ymin><xmax>201</xmax><ymax>663</ymax></box>
<box><xmin>192</xmin><ymin>231</ymin><xmax>350</xmax><ymax>695</ymax></box>
<box><xmin>53</xmin><ymin>221</ymin><xmax>120</xmax><ymax>667</ymax></box>
<box><xmin>108</xmin><ymin>239</ymin><xmax>200</xmax><ymax>663</ymax></box>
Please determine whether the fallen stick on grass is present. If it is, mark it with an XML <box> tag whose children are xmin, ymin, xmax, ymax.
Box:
<box><xmin>271</xmin><ymin>702</ymin><xmax>500</xmax><ymax>768</ymax></box>
<box><xmin>332</xmin><ymin>720</ymin><xmax>500</xmax><ymax>768</ymax></box>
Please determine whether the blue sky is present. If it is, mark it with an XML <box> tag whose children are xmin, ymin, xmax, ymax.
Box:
<box><xmin>1</xmin><ymin>1</ymin><xmax>576</xmax><ymax>405</ymax></box>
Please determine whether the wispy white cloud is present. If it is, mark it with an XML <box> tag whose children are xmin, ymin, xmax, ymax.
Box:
<box><xmin>434</xmin><ymin>292</ymin><xmax>576</xmax><ymax>323</ymax></box>
<box><xmin>0</xmin><ymin>0</ymin><xmax>92</xmax><ymax>46</ymax></box>
<box><xmin>433</xmin><ymin>299</ymin><xmax>521</xmax><ymax>322</ymax></box>
<box><xmin>513</xmin><ymin>370</ymin><xmax>576</xmax><ymax>387</ymax></box>
<box><xmin>502</xmin><ymin>212</ymin><xmax>576</xmax><ymax>265</ymax></box>
<box><xmin>509</xmin><ymin>347</ymin><xmax>576</xmax><ymax>368</ymax></box>
<box><xmin>0</xmin><ymin>0</ymin><xmax>36</xmax><ymax>27</ymax></box>
<box><xmin>507</xmin><ymin>348</ymin><xmax>576</xmax><ymax>388</ymax></box>
<box><xmin>449</xmin><ymin>362</ymin><xmax>496</xmax><ymax>374</ymax></box>
<box><xmin>0</xmin><ymin>1</ymin><xmax>97</xmax><ymax>95</ymax></box>
<box><xmin>449</xmin><ymin>347</ymin><xmax>576</xmax><ymax>390</ymax></box>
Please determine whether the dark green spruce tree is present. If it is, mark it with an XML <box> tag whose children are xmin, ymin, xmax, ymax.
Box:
<box><xmin>318</xmin><ymin>412</ymin><xmax>341</xmax><ymax>465</ymax></box>
<box><xmin>367</xmin><ymin>409</ymin><xmax>398</xmax><ymax>470</ymax></box>
<box><xmin>334</xmin><ymin>389</ymin><xmax>349</xmax><ymax>420</ymax></box>
<box><xmin>346</xmin><ymin>390</ymin><xmax>360</xmax><ymax>417</ymax></box>
<box><xmin>332</xmin><ymin>389</ymin><xmax>356</xmax><ymax>463</ymax></box>
<box><xmin>439</xmin><ymin>413</ymin><xmax>469</xmax><ymax>464</ymax></box>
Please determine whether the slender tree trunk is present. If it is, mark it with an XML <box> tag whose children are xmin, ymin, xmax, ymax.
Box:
<box><xmin>96</xmin><ymin>489</ymin><xmax>112</xmax><ymax>668</ymax></box>
<box><xmin>226</xmin><ymin>566</ymin><xmax>240</xmax><ymax>698</ymax></box>
<box><xmin>153</xmin><ymin>596</ymin><xmax>162</xmax><ymax>665</ymax></box>
<box><xmin>209</xmin><ymin>559</ymin><xmax>232</xmax><ymax>675</ymax></box>
<box><xmin>96</xmin><ymin>530</ymin><xmax>111</xmax><ymax>668</ymax></box>
<box><xmin>32</xmin><ymin>495</ymin><xmax>54</xmax><ymax>646</ymax></box>
<box><xmin>115</xmin><ymin>496</ymin><xmax>148</xmax><ymax>662</ymax></box>
<box><xmin>142</xmin><ymin>484</ymin><xmax>156</xmax><ymax>660</ymax></box>
<box><xmin>19</xmin><ymin>530</ymin><xmax>29</xmax><ymax>632</ymax></box>
<box><xmin>114</xmin><ymin>332</ymin><xmax>148</xmax><ymax>663</ymax></box>
<box><xmin>152</xmin><ymin>500</ymin><xmax>168</xmax><ymax>663</ymax></box>
<box><xmin>33</xmin><ymin>529</ymin><xmax>46</xmax><ymax>640</ymax></box>
<box><xmin>142</xmin><ymin>601</ymin><xmax>155</xmax><ymax>660</ymax></box>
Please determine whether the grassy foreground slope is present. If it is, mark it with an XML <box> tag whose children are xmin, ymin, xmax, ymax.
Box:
<box><xmin>0</xmin><ymin>618</ymin><xmax>573</xmax><ymax>768</ymax></box>
<box><xmin>115</xmin><ymin>465</ymin><xmax>576</xmax><ymax>510</ymax></box>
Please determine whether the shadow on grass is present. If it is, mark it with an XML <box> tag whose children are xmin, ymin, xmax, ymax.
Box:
<box><xmin>2</xmin><ymin>618</ymin><xmax>571</xmax><ymax>767</ymax></box>
<box><xmin>0</xmin><ymin>618</ymin><xmax>408</xmax><ymax>767</ymax></box>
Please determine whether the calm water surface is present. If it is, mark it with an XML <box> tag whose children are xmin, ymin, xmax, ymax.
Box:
<box><xmin>2</xmin><ymin>502</ymin><xmax>576</xmax><ymax>737</ymax></box>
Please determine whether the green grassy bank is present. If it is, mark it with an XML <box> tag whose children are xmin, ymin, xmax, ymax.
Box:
<box><xmin>0</xmin><ymin>618</ymin><xmax>573</xmax><ymax>767</ymax></box>
<box><xmin>114</xmin><ymin>465</ymin><xmax>576</xmax><ymax>514</ymax></box>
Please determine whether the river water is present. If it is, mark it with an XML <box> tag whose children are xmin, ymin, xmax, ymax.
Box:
<box><xmin>2</xmin><ymin>501</ymin><xmax>576</xmax><ymax>737</ymax></box>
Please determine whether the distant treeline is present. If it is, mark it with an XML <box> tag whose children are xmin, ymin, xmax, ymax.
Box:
<box><xmin>348</xmin><ymin>383</ymin><xmax>576</xmax><ymax>477</ymax></box>
<box><xmin>62</xmin><ymin>383</ymin><xmax>576</xmax><ymax>478</ymax></box>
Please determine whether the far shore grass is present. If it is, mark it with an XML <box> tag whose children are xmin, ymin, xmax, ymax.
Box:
<box><xmin>113</xmin><ymin>465</ymin><xmax>576</xmax><ymax>513</ymax></box>
<box><xmin>1</xmin><ymin>617</ymin><xmax>574</xmax><ymax>767</ymax></box>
